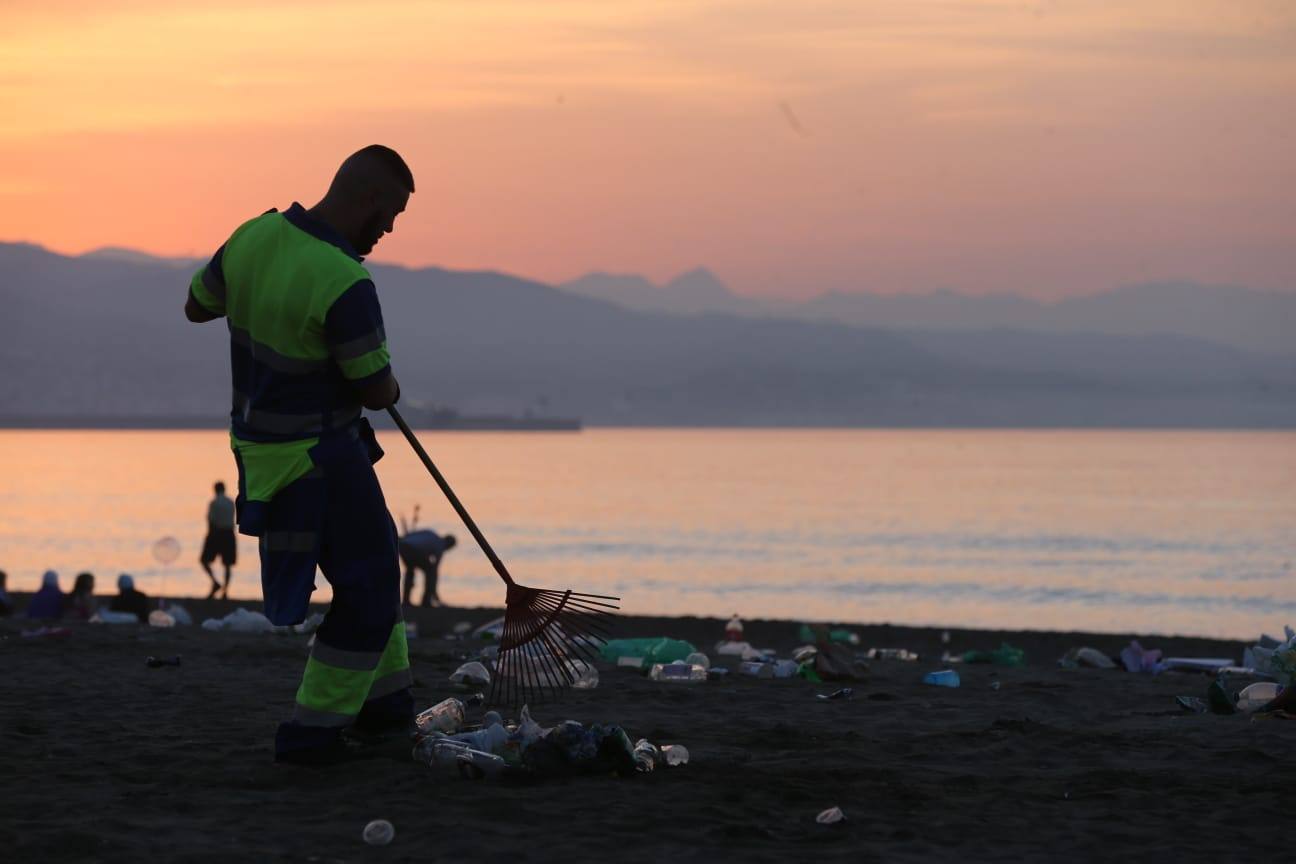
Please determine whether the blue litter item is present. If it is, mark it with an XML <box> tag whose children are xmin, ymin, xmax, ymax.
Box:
<box><xmin>922</xmin><ymin>669</ymin><xmax>961</xmax><ymax>688</ymax></box>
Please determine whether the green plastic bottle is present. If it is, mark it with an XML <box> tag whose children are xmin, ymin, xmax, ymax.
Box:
<box><xmin>599</xmin><ymin>638</ymin><xmax>698</xmax><ymax>670</ymax></box>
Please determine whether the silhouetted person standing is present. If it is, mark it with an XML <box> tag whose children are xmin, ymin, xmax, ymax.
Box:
<box><xmin>0</xmin><ymin>570</ymin><xmax>12</xmax><ymax>617</ymax></box>
<box><xmin>399</xmin><ymin>530</ymin><xmax>456</xmax><ymax>607</ymax></box>
<box><xmin>185</xmin><ymin>145</ymin><xmax>414</xmax><ymax>765</ymax></box>
<box><xmin>201</xmin><ymin>481</ymin><xmax>237</xmax><ymax>599</ymax></box>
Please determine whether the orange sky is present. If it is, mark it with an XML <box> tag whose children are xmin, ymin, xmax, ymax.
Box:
<box><xmin>1</xmin><ymin>0</ymin><xmax>1292</xmax><ymax>299</ymax></box>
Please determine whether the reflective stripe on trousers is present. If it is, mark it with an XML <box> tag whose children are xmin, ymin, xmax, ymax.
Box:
<box><xmin>292</xmin><ymin>620</ymin><xmax>412</xmax><ymax>727</ymax></box>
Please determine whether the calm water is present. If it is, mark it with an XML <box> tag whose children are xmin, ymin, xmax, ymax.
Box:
<box><xmin>1</xmin><ymin>429</ymin><xmax>1292</xmax><ymax>639</ymax></box>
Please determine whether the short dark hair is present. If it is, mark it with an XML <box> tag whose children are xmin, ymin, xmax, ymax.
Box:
<box><xmin>214</xmin><ymin>481</ymin><xmax>226</xmax><ymax>494</ymax></box>
<box><xmin>353</xmin><ymin>144</ymin><xmax>415</xmax><ymax>193</ymax></box>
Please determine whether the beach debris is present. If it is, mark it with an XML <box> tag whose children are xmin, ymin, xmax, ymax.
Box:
<box><xmin>941</xmin><ymin>630</ymin><xmax>951</xmax><ymax>645</ymax></box>
<box><xmin>797</xmin><ymin>661</ymin><xmax>822</xmax><ymax>683</ymax></box>
<box><xmin>799</xmin><ymin>623</ymin><xmax>861</xmax><ymax>646</ymax></box>
<box><xmin>866</xmin><ymin>648</ymin><xmax>920</xmax><ymax>662</ymax></box>
<box><xmin>145</xmin><ymin>655</ymin><xmax>181</xmax><ymax>668</ymax></box>
<box><xmin>570</xmin><ymin>660</ymin><xmax>600</xmax><ymax>690</ymax></box>
<box><xmin>444</xmin><ymin>621</ymin><xmax>472</xmax><ymax>639</ymax></box>
<box><xmin>661</xmin><ymin>744</ymin><xmax>689</xmax><ymax>766</ymax></box>
<box><xmin>147</xmin><ymin>609</ymin><xmax>176</xmax><ymax>628</ymax></box>
<box><xmin>416</xmin><ymin>697</ymin><xmax>467</xmax><ymax>735</ymax></box>
<box><xmin>416</xmin><ymin>738</ymin><xmax>509</xmax><ymax>779</ymax></box>
<box><xmin>1176</xmin><ymin>695</ymin><xmax>1209</xmax><ymax>714</ymax></box>
<box><xmin>1206</xmin><ymin>680</ymin><xmax>1237</xmax><ymax>715</ymax></box>
<box><xmin>707</xmin><ymin>667</ymin><xmax>729</xmax><ymax>680</ymax></box>
<box><xmin>1236</xmin><ymin>682</ymin><xmax>1283</xmax><ymax>713</ymax></box>
<box><xmin>1161</xmin><ymin>657</ymin><xmax>1234</xmax><ymax>674</ymax></box>
<box><xmin>816</xmin><ymin>688</ymin><xmax>854</xmax><ymax>701</ymax></box>
<box><xmin>922</xmin><ymin>669</ymin><xmax>961</xmax><ymax>688</ymax></box>
<box><xmin>990</xmin><ymin>680</ymin><xmax>1002</xmax><ymax>691</ymax></box>
<box><xmin>362</xmin><ymin>819</ymin><xmax>395</xmax><ymax>846</ymax></box>
<box><xmin>813</xmin><ymin>643</ymin><xmax>870</xmax><ymax>681</ymax></box>
<box><xmin>472</xmin><ymin>616</ymin><xmax>505</xmax><ymax>641</ymax></box>
<box><xmin>404</xmin><ymin>621</ymin><xmax>418</xmax><ymax>640</ymax></box>
<box><xmin>1243</xmin><ymin>627</ymin><xmax>1296</xmax><ymax>684</ymax></box>
<box><xmin>715</xmin><ymin>640</ymin><xmax>753</xmax><ymax>657</ymax></box>
<box><xmin>159</xmin><ymin>602</ymin><xmax>193</xmax><ymax>626</ymax></box>
<box><xmin>450</xmin><ymin>661</ymin><xmax>492</xmax><ymax>688</ymax></box>
<box><xmin>772</xmin><ymin>659</ymin><xmax>800</xmax><ymax>678</ymax></box>
<box><xmin>962</xmin><ymin>642</ymin><xmax>1025</xmax><ymax>667</ymax></box>
<box><xmin>740</xmin><ymin>660</ymin><xmax>775</xmax><ymax>678</ymax></box>
<box><xmin>632</xmin><ymin>739</ymin><xmax>659</xmax><ymax>772</ymax></box>
<box><xmin>1058</xmin><ymin>646</ymin><xmax>1117</xmax><ymax>669</ymax></box>
<box><xmin>650</xmin><ymin>661</ymin><xmax>708</xmax><ymax>683</ymax></box>
<box><xmin>201</xmin><ymin>607</ymin><xmax>275</xmax><ymax>633</ymax></box>
<box><xmin>89</xmin><ymin>610</ymin><xmax>139</xmax><ymax>625</ymax></box>
<box><xmin>792</xmin><ymin>644</ymin><xmax>818</xmax><ymax>662</ymax></box>
<box><xmin>20</xmin><ymin>626</ymin><xmax>71</xmax><ymax>639</ymax></box>
<box><xmin>816</xmin><ymin>806</ymin><xmax>846</xmax><ymax>825</ymax></box>
<box><xmin>725</xmin><ymin>613</ymin><xmax>744</xmax><ymax>642</ymax></box>
<box><xmin>684</xmin><ymin>651</ymin><xmax>711</xmax><ymax>670</ymax></box>
<box><xmin>1120</xmin><ymin>640</ymin><xmax>1165</xmax><ymax>674</ymax></box>
<box><xmin>601</xmin><ymin>637</ymin><xmax>697</xmax><ymax>669</ymax></box>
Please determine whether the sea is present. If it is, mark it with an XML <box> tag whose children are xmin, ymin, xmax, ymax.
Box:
<box><xmin>1</xmin><ymin>428</ymin><xmax>1292</xmax><ymax>640</ymax></box>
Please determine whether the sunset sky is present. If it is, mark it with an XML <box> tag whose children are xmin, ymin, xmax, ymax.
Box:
<box><xmin>1</xmin><ymin>0</ymin><xmax>1292</xmax><ymax>299</ymax></box>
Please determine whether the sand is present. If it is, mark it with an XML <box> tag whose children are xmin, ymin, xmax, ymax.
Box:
<box><xmin>1</xmin><ymin>596</ymin><xmax>1289</xmax><ymax>863</ymax></box>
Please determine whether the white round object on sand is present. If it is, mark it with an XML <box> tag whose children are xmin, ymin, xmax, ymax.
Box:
<box><xmin>363</xmin><ymin>819</ymin><xmax>395</xmax><ymax>845</ymax></box>
<box><xmin>816</xmin><ymin>806</ymin><xmax>846</xmax><ymax>825</ymax></box>
<box><xmin>152</xmin><ymin>536</ymin><xmax>181</xmax><ymax>564</ymax></box>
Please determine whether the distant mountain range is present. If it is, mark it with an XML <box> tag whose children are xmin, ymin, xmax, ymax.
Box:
<box><xmin>2</xmin><ymin>241</ymin><xmax>1293</xmax><ymax>427</ymax></box>
<box><xmin>561</xmin><ymin>270</ymin><xmax>1296</xmax><ymax>357</ymax></box>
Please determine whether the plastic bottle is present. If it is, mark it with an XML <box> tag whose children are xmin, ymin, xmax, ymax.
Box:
<box><xmin>1236</xmin><ymin>681</ymin><xmax>1283</xmax><ymax>712</ymax></box>
<box><xmin>415</xmin><ymin>697</ymin><xmax>466</xmax><ymax>735</ymax></box>
<box><xmin>633</xmin><ymin>738</ymin><xmax>659</xmax><ymax>772</ymax></box>
<box><xmin>684</xmin><ymin>651</ymin><xmax>711</xmax><ymax>670</ymax></box>
<box><xmin>600</xmin><ymin>638</ymin><xmax>698</xmax><ymax>667</ymax></box>
<box><xmin>649</xmin><ymin>662</ymin><xmax>707</xmax><ymax>683</ymax></box>
<box><xmin>725</xmin><ymin>614</ymin><xmax>744</xmax><ymax>642</ymax></box>
<box><xmin>660</xmin><ymin>744</ymin><xmax>689</xmax><ymax>766</ymax></box>
<box><xmin>772</xmin><ymin>659</ymin><xmax>800</xmax><ymax>678</ymax></box>
<box><xmin>569</xmin><ymin>659</ymin><xmax>600</xmax><ymax>690</ymax></box>
<box><xmin>740</xmin><ymin>661</ymin><xmax>775</xmax><ymax>678</ymax></box>
<box><xmin>450</xmin><ymin>722</ymin><xmax>509</xmax><ymax>753</ymax></box>
<box><xmin>922</xmin><ymin>669</ymin><xmax>961</xmax><ymax>688</ymax></box>
<box><xmin>413</xmin><ymin>737</ymin><xmax>507</xmax><ymax>778</ymax></box>
<box><xmin>450</xmin><ymin>661</ymin><xmax>491</xmax><ymax>687</ymax></box>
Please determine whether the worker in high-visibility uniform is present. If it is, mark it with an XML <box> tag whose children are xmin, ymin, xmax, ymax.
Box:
<box><xmin>185</xmin><ymin>145</ymin><xmax>414</xmax><ymax>764</ymax></box>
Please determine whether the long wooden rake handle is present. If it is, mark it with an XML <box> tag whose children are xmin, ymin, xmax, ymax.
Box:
<box><xmin>387</xmin><ymin>405</ymin><xmax>516</xmax><ymax>587</ymax></box>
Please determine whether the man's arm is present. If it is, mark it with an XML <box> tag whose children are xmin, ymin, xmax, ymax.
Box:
<box><xmin>357</xmin><ymin>371</ymin><xmax>399</xmax><ymax>410</ymax></box>
<box><xmin>186</xmin><ymin>291</ymin><xmax>221</xmax><ymax>323</ymax></box>
<box><xmin>325</xmin><ymin>278</ymin><xmax>399</xmax><ymax>410</ymax></box>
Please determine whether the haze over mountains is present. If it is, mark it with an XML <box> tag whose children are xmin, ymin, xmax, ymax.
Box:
<box><xmin>2</xmin><ymin>241</ymin><xmax>1293</xmax><ymax>427</ymax></box>
<box><xmin>562</xmin><ymin>270</ymin><xmax>1296</xmax><ymax>357</ymax></box>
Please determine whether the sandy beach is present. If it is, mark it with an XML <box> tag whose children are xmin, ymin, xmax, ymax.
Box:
<box><xmin>1</xmin><ymin>596</ymin><xmax>1289</xmax><ymax>863</ymax></box>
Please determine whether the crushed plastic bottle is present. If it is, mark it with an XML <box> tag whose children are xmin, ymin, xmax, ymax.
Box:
<box><xmin>772</xmin><ymin>659</ymin><xmax>800</xmax><ymax>678</ymax></box>
<box><xmin>684</xmin><ymin>651</ymin><xmax>711</xmax><ymax>670</ymax></box>
<box><xmin>450</xmin><ymin>661</ymin><xmax>491</xmax><ymax>687</ymax></box>
<box><xmin>740</xmin><ymin>661</ymin><xmax>775</xmax><ymax>678</ymax></box>
<box><xmin>413</xmin><ymin>737</ymin><xmax>508</xmax><ymax>779</ymax></box>
<box><xmin>362</xmin><ymin>819</ymin><xmax>395</xmax><ymax>845</ymax></box>
<box><xmin>922</xmin><ymin>669</ymin><xmax>961</xmax><ymax>688</ymax></box>
<box><xmin>449</xmin><ymin>722</ymin><xmax>510</xmax><ymax>753</ymax></box>
<box><xmin>866</xmin><ymin>648</ymin><xmax>920</xmax><ymax>662</ymax></box>
<box><xmin>660</xmin><ymin>744</ymin><xmax>689</xmax><ymax>767</ymax></box>
<box><xmin>570</xmin><ymin>659</ymin><xmax>600</xmax><ymax>690</ymax></box>
<box><xmin>415</xmin><ymin>697</ymin><xmax>466</xmax><ymax>735</ymax></box>
<box><xmin>1236</xmin><ymin>682</ymin><xmax>1283</xmax><ymax>712</ymax></box>
<box><xmin>633</xmin><ymin>739</ymin><xmax>660</xmax><ymax>772</ymax></box>
<box><xmin>649</xmin><ymin>662</ymin><xmax>708</xmax><ymax>683</ymax></box>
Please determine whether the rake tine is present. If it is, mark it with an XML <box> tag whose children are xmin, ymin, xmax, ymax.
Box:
<box><xmin>530</xmin><ymin>603</ymin><xmax>611</xmax><ymax>657</ymax></box>
<box><xmin>559</xmin><ymin>594</ymin><xmax>621</xmax><ymax>612</ymax></box>
<box><xmin>532</xmin><ymin>632</ymin><xmax>570</xmax><ymax>700</ymax></box>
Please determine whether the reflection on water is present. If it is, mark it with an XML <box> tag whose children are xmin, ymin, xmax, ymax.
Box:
<box><xmin>0</xmin><ymin>428</ymin><xmax>1292</xmax><ymax>638</ymax></box>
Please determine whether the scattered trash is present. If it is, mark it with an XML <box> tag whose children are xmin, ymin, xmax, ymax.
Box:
<box><xmin>649</xmin><ymin>662</ymin><xmax>708</xmax><ymax>683</ymax></box>
<box><xmin>962</xmin><ymin>643</ymin><xmax>1025</xmax><ymax>667</ymax></box>
<box><xmin>725</xmin><ymin>614</ymin><xmax>744</xmax><ymax>642</ymax></box>
<box><xmin>362</xmin><ymin>819</ymin><xmax>395</xmax><ymax>846</ymax></box>
<box><xmin>866</xmin><ymin>648</ymin><xmax>920</xmax><ymax>662</ymax></box>
<box><xmin>813</xmin><ymin>643</ymin><xmax>870</xmax><ymax>681</ymax></box>
<box><xmin>601</xmin><ymin>638</ymin><xmax>697</xmax><ymax>669</ymax></box>
<box><xmin>404</xmin><ymin>621</ymin><xmax>418</xmax><ymax>640</ymax></box>
<box><xmin>772</xmin><ymin>659</ymin><xmax>800</xmax><ymax>678</ymax></box>
<box><xmin>941</xmin><ymin>630</ymin><xmax>951</xmax><ymax>645</ymax></box>
<box><xmin>1244</xmin><ymin>626</ymin><xmax>1296</xmax><ymax>683</ymax></box>
<box><xmin>1120</xmin><ymin>640</ymin><xmax>1164</xmax><ymax>674</ymax></box>
<box><xmin>1206</xmin><ymin>680</ymin><xmax>1236</xmax><ymax>715</ymax></box>
<box><xmin>1058</xmin><ymin>647</ymin><xmax>1117</xmax><ymax>669</ymax></box>
<box><xmin>661</xmin><ymin>744</ymin><xmax>689</xmax><ymax>766</ymax></box>
<box><xmin>1176</xmin><ymin>695</ymin><xmax>1209</xmax><ymax>714</ymax></box>
<box><xmin>570</xmin><ymin>660</ymin><xmax>600</xmax><ymax>690</ymax></box>
<box><xmin>816</xmin><ymin>688</ymin><xmax>854</xmax><ymax>701</ymax></box>
<box><xmin>89</xmin><ymin>610</ymin><xmax>139</xmax><ymax>625</ymax></box>
<box><xmin>415</xmin><ymin>697</ymin><xmax>466</xmax><ymax>735</ymax></box>
<box><xmin>145</xmin><ymin>655</ymin><xmax>181</xmax><ymax>668</ymax></box>
<box><xmin>20</xmin><ymin>626</ymin><xmax>71</xmax><ymax>639</ymax></box>
<box><xmin>792</xmin><ymin>644</ymin><xmax>819</xmax><ymax>663</ymax></box>
<box><xmin>450</xmin><ymin>661</ymin><xmax>492</xmax><ymax>688</ymax></box>
<box><xmin>1162</xmin><ymin>658</ymin><xmax>1234</xmax><ymax>674</ymax></box>
<box><xmin>797</xmin><ymin>662</ymin><xmax>822</xmax><ymax>683</ymax></box>
<box><xmin>740</xmin><ymin>661</ymin><xmax>775</xmax><ymax>678</ymax></box>
<box><xmin>798</xmin><ymin>623</ymin><xmax>861</xmax><ymax>646</ymax></box>
<box><xmin>923</xmin><ymin>669</ymin><xmax>961</xmax><ymax>688</ymax></box>
<box><xmin>715</xmin><ymin>640</ymin><xmax>753</xmax><ymax>657</ymax></box>
<box><xmin>990</xmin><ymin>680</ymin><xmax>1001</xmax><ymax>691</ymax></box>
<box><xmin>416</xmin><ymin>737</ymin><xmax>509</xmax><ymax>779</ymax></box>
<box><xmin>632</xmin><ymin>739</ymin><xmax>659</xmax><ymax>772</ymax></box>
<box><xmin>1236</xmin><ymin>682</ymin><xmax>1283</xmax><ymax>713</ymax></box>
<box><xmin>473</xmin><ymin>617</ymin><xmax>505</xmax><ymax>641</ymax></box>
<box><xmin>200</xmin><ymin>607</ymin><xmax>275</xmax><ymax>633</ymax></box>
<box><xmin>147</xmin><ymin>609</ymin><xmax>176</xmax><ymax>628</ymax></box>
<box><xmin>816</xmin><ymin>806</ymin><xmax>846</xmax><ymax>825</ymax></box>
<box><xmin>684</xmin><ymin>651</ymin><xmax>711</xmax><ymax>670</ymax></box>
<box><xmin>161</xmin><ymin>603</ymin><xmax>192</xmax><ymax>626</ymax></box>
<box><xmin>707</xmin><ymin>667</ymin><xmax>729</xmax><ymax>680</ymax></box>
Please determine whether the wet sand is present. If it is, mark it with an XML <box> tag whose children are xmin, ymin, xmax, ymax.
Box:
<box><xmin>1</xmin><ymin>596</ymin><xmax>1289</xmax><ymax>863</ymax></box>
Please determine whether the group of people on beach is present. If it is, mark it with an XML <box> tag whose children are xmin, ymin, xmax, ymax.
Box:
<box><xmin>0</xmin><ymin>568</ymin><xmax>152</xmax><ymax>622</ymax></box>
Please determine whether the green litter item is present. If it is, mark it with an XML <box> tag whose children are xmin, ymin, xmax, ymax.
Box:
<box><xmin>797</xmin><ymin>661</ymin><xmax>822</xmax><ymax>683</ymax></box>
<box><xmin>797</xmin><ymin>624</ymin><xmax>860</xmax><ymax>645</ymax></box>
<box><xmin>599</xmin><ymin>638</ymin><xmax>697</xmax><ymax>670</ymax></box>
<box><xmin>961</xmin><ymin>642</ymin><xmax>1026</xmax><ymax>667</ymax></box>
<box><xmin>1206</xmin><ymin>680</ymin><xmax>1237</xmax><ymax>715</ymax></box>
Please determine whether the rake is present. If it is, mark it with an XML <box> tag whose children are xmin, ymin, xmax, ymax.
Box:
<box><xmin>387</xmin><ymin>405</ymin><xmax>619</xmax><ymax>707</ymax></box>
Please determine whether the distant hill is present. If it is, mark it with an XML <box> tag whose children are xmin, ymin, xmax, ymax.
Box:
<box><xmin>562</xmin><ymin>272</ymin><xmax>1296</xmax><ymax>357</ymax></box>
<box><xmin>2</xmin><ymin>242</ymin><xmax>1294</xmax><ymax>427</ymax></box>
